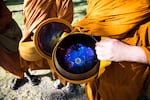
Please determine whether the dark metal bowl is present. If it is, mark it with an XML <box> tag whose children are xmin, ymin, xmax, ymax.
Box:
<box><xmin>34</xmin><ymin>18</ymin><xmax>73</xmax><ymax>59</ymax></box>
<box><xmin>53</xmin><ymin>33</ymin><xmax>100</xmax><ymax>84</ymax></box>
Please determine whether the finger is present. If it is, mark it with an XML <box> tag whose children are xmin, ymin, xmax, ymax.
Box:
<box><xmin>95</xmin><ymin>47</ymin><xmax>106</xmax><ymax>60</ymax></box>
<box><xmin>95</xmin><ymin>40</ymin><xmax>110</xmax><ymax>47</ymax></box>
<box><xmin>97</xmin><ymin>53</ymin><xmax>107</xmax><ymax>60</ymax></box>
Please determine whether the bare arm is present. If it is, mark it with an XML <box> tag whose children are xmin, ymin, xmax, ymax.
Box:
<box><xmin>95</xmin><ymin>38</ymin><xmax>148</xmax><ymax>64</ymax></box>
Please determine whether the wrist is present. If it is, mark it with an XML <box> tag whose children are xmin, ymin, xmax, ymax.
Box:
<box><xmin>125</xmin><ymin>46</ymin><xmax>148</xmax><ymax>64</ymax></box>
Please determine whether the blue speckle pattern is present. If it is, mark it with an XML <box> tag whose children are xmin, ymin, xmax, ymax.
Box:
<box><xmin>64</xmin><ymin>43</ymin><xmax>95</xmax><ymax>74</ymax></box>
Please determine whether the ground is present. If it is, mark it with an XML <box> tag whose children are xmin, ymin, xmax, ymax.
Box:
<box><xmin>0</xmin><ymin>68</ymin><xmax>88</xmax><ymax>100</ymax></box>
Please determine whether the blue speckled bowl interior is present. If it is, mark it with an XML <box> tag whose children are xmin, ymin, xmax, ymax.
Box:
<box><xmin>56</xmin><ymin>33</ymin><xmax>98</xmax><ymax>74</ymax></box>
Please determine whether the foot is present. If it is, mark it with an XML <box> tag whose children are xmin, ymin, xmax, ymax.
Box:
<box><xmin>25</xmin><ymin>71</ymin><xmax>41</xmax><ymax>86</ymax></box>
<box><xmin>53</xmin><ymin>79</ymin><xmax>64</xmax><ymax>89</ymax></box>
<box><xmin>10</xmin><ymin>78</ymin><xmax>27</xmax><ymax>90</ymax></box>
<box><xmin>27</xmin><ymin>75</ymin><xmax>41</xmax><ymax>86</ymax></box>
<box><xmin>62</xmin><ymin>83</ymin><xmax>80</xmax><ymax>93</ymax></box>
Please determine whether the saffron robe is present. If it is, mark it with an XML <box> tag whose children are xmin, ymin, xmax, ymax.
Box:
<box><xmin>0</xmin><ymin>0</ymin><xmax>24</xmax><ymax>79</ymax></box>
<box><xmin>74</xmin><ymin>0</ymin><xmax>150</xmax><ymax>99</ymax></box>
<box><xmin>20</xmin><ymin>0</ymin><xmax>73</xmax><ymax>80</ymax></box>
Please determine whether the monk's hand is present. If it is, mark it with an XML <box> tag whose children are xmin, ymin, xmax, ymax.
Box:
<box><xmin>95</xmin><ymin>38</ymin><xmax>147</xmax><ymax>63</ymax></box>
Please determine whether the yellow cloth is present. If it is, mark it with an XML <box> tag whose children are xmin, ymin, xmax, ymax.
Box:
<box><xmin>20</xmin><ymin>0</ymin><xmax>73</xmax><ymax>76</ymax></box>
<box><xmin>74</xmin><ymin>0</ymin><xmax>150</xmax><ymax>99</ymax></box>
<box><xmin>74</xmin><ymin>0</ymin><xmax>150</xmax><ymax>38</ymax></box>
<box><xmin>22</xmin><ymin>0</ymin><xmax>73</xmax><ymax>42</ymax></box>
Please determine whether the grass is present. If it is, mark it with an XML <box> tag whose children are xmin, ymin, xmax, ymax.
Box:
<box><xmin>4</xmin><ymin>0</ymin><xmax>24</xmax><ymax>5</ymax></box>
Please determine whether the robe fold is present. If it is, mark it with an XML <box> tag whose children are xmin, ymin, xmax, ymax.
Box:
<box><xmin>74</xmin><ymin>0</ymin><xmax>150</xmax><ymax>99</ymax></box>
<box><xmin>20</xmin><ymin>0</ymin><xmax>73</xmax><ymax>80</ymax></box>
<box><xmin>0</xmin><ymin>0</ymin><xmax>24</xmax><ymax>79</ymax></box>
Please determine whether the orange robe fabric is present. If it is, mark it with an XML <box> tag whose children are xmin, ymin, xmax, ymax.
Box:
<box><xmin>22</xmin><ymin>0</ymin><xmax>73</xmax><ymax>42</ymax></box>
<box><xmin>21</xmin><ymin>0</ymin><xmax>73</xmax><ymax>76</ymax></box>
<box><xmin>0</xmin><ymin>0</ymin><xmax>24</xmax><ymax>79</ymax></box>
<box><xmin>74</xmin><ymin>0</ymin><xmax>150</xmax><ymax>100</ymax></box>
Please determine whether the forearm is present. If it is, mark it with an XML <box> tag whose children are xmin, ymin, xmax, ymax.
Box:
<box><xmin>95</xmin><ymin>38</ymin><xmax>149</xmax><ymax>64</ymax></box>
<box><xmin>124</xmin><ymin>45</ymin><xmax>148</xmax><ymax>64</ymax></box>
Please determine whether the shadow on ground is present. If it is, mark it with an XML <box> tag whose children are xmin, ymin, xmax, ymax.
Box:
<box><xmin>0</xmin><ymin>68</ymin><xmax>87</xmax><ymax>100</ymax></box>
<box><xmin>4</xmin><ymin>0</ymin><xmax>24</xmax><ymax>5</ymax></box>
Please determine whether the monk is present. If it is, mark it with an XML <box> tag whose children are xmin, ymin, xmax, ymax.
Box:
<box><xmin>0</xmin><ymin>0</ymin><xmax>41</xmax><ymax>90</ymax></box>
<box><xmin>20</xmin><ymin>0</ymin><xmax>78</xmax><ymax>92</ymax></box>
<box><xmin>74</xmin><ymin>0</ymin><xmax>150</xmax><ymax>99</ymax></box>
<box><xmin>0</xmin><ymin>0</ymin><xmax>25</xmax><ymax>90</ymax></box>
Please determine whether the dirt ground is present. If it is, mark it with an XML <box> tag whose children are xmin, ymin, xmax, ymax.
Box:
<box><xmin>0</xmin><ymin>67</ymin><xmax>88</xmax><ymax>100</ymax></box>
